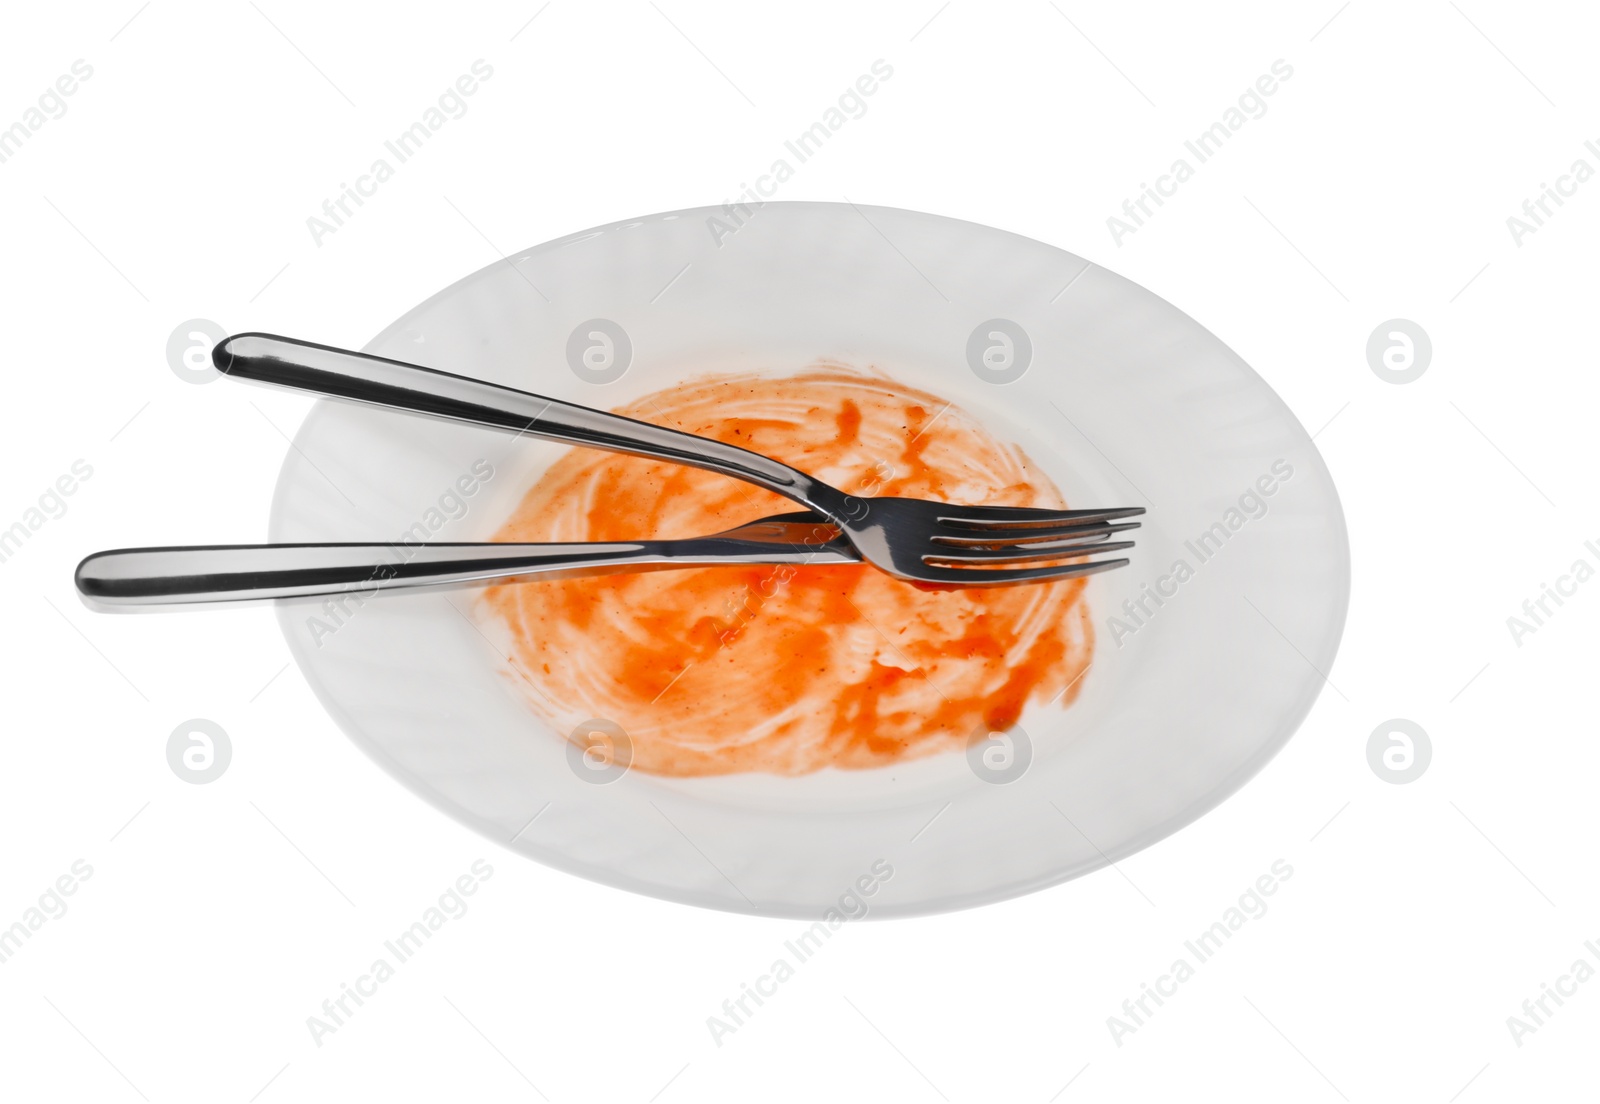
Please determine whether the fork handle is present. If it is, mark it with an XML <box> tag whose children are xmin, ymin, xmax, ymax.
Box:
<box><xmin>75</xmin><ymin>539</ymin><xmax>836</xmax><ymax>606</ymax></box>
<box><xmin>214</xmin><ymin>334</ymin><xmax>845</xmax><ymax>515</ymax></box>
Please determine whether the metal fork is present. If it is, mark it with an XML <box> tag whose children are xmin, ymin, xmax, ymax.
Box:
<box><xmin>213</xmin><ymin>334</ymin><xmax>1143</xmax><ymax>586</ymax></box>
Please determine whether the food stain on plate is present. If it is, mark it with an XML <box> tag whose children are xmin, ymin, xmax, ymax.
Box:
<box><xmin>479</xmin><ymin>367</ymin><xmax>1094</xmax><ymax>777</ymax></box>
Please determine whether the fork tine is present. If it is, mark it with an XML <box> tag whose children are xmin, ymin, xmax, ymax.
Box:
<box><xmin>912</xmin><ymin>557</ymin><xmax>1131</xmax><ymax>586</ymax></box>
<box><xmin>926</xmin><ymin>540</ymin><xmax>1135</xmax><ymax>566</ymax></box>
<box><xmin>931</xmin><ymin>521</ymin><xmax>1141</xmax><ymax>547</ymax></box>
<box><xmin>936</xmin><ymin>505</ymin><xmax>1146</xmax><ymax>530</ymax></box>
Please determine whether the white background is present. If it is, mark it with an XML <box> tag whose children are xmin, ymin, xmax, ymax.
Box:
<box><xmin>1</xmin><ymin>1</ymin><xmax>1595</xmax><ymax>1100</ymax></box>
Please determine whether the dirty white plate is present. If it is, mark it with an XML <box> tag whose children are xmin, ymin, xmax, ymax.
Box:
<box><xmin>269</xmin><ymin>202</ymin><xmax>1349</xmax><ymax>918</ymax></box>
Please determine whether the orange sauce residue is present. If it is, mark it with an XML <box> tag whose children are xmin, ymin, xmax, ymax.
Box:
<box><xmin>479</xmin><ymin>368</ymin><xmax>1095</xmax><ymax>777</ymax></box>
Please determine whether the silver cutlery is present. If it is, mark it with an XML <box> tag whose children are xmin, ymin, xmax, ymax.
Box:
<box><xmin>75</xmin><ymin>510</ymin><xmax>1136</xmax><ymax>608</ymax></box>
<box><xmin>211</xmin><ymin>333</ymin><xmax>1143</xmax><ymax>586</ymax></box>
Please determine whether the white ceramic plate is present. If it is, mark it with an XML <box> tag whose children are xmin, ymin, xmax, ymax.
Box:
<box><xmin>269</xmin><ymin>202</ymin><xmax>1349</xmax><ymax>918</ymax></box>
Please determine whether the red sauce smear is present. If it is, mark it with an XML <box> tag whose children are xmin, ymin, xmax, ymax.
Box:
<box><xmin>480</xmin><ymin>368</ymin><xmax>1094</xmax><ymax>777</ymax></box>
